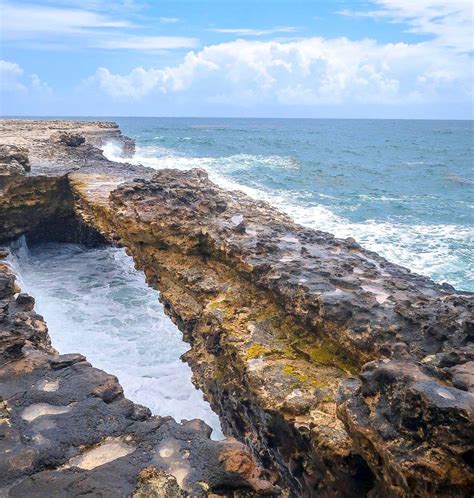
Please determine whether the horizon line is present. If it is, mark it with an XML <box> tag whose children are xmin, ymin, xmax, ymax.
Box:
<box><xmin>1</xmin><ymin>115</ymin><xmax>473</xmax><ymax>121</ymax></box>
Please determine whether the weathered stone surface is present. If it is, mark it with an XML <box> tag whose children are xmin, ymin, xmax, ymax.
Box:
<box><xmin>53</xmin><ymin>131</ymin><xmax>86</xmax><ymax>147</ymax></box>
<box><xmin>0</xmin><ymin>254</ymin><xmax>276</xmax><ymax>497</ymax></box>
<box><xmin>70</xmin><ymin>167</ymin><xmax>473</xmax><ymax>496</ymax></box>
<box><xmin>0</xmin><ymin>144</ymin><xmax>30</xmax><ymax>176</ymax></box>
<box><xmin>0</xmin><ymin>120</ymin><xmax>147</xmax><ymax>243</ymax></box>
<box><xmin>337</xmin><ymin>360</ymin><xmax>474</xmax><ymax>497</ymax></box>
<box><xmin>1</xmin><ymin>120</ymin><xmax>473</xmax><ymax>497</ymax></box>
<box><xmin>0</xmin><ymin>120</ymin><xmax>140</xmax><ymax>176</ymax></box>
<box><xmin>133</xmin><ymin>466</ymin><xmax>185</xmax><ymax>497</ymax></box>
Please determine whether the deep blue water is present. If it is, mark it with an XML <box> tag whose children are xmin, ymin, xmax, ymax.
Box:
<box><xmin>36</xmin><ymin>117</ymin><xmax>474</xmax><ymax>291</ymax></box>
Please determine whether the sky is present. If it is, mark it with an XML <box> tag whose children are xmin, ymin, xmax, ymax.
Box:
<box><xmin>0</xmin><ymin>0</ymin><xmax>473</xmax><ymax>118</ymax></box>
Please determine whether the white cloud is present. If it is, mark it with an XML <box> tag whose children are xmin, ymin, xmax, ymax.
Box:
<box><xmin>30</xmin><ymin>74</ymin><xmax>53</xmax><ymax>94</ymax></box>
<box><xmin>83</xmin><ymin>0</ymin><xmax>473</xmax><ymax>106</ymax></box>
<box><xmin>0</xmin><ymin>2</ymin><xmax>198</xmax><ymax>52</ymax></box>
<box><xmin>95</xmin><ymin>35</ymin><xmax>199</xmax><ymax>50</ymax></box>
<box><xmin>209</xmin><ymin>27</ymin><xmax>300</xmax><ymax>36</ymax></box>
<box><xmin>0</xmin><ymin>60</ymin><xmax>52</xmax><ymax>94</ymax></box>
<box><xmin>0</xmin><ymin>60</ymin><xmax>26</xmax><ymax>92</ymax></box>
<box><xmin>0</xmin><ymin>2</ymin><xmax>131</xmax><ymax>40</ymax></box>
<box><xmin>87</xmin><ymin>36</ymin><xmax>472</xmax><ymax>106</ymax></box>
<box><xmin>159</xmin><ymin>17</ymin><xmax>181</xmax><ymax>24</ymax></box>
<box><xmin>339</xmin><ymin>0</ymin><xmax>473</xmax><ymax>53</ymax></box>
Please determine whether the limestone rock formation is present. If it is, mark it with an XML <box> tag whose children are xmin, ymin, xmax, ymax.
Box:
<box><xmin>53</xmin><ymin>131</ymin><xmax>86</xmax><ymax>147</ymax></box>
<box><xmin>70</xmin><ymin>167</ymin><xmax>473</xmax><ymax>496</ymax></box>
<box><xmin>338</xmin><ymin>359</ymin><xmax>474</xmax><ymax>497</ymax></box>
<box><xmin>1</xmin><ymin>119</ymin><xmax>472</xmax><ymax>497</ymax></box>
<box><xmin>0</xmin><ymin>144</ymin><xmax>30</xmax><ymax>176</ymax></box>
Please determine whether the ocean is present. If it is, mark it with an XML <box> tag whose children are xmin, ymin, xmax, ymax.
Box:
<box><xmin>102</xmin><ymin>117</ymin><xmax>473</xmax><ymax>292</ymax></box>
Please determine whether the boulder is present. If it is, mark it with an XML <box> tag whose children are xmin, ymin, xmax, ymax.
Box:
<box><xmin>54</xmin><ymin>132</ymin><xmax>86</xmax><ymax>147</ymax></box>
<box><xmin>0</xmin><ymin>144</ymin><xmax>30</xmax><ymax>176</ymax></box>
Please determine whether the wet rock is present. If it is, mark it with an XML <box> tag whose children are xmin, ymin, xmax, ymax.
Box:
<box><xmin>0</xmin><ymin>266</ymin><xmax>15</xmax><ymax>299</ymax></box>
<box><xmin>0</xmin><ymin>120</ymin><xmax>146</xmax><ymax>244</ymax></box>
<box><xmin>2</xmin><ymin>121</ymin><xmax>473</xmax><ymax>496</ymax></box>
<box><xmin>49</xmin><ymin>353</ymin><xmax>88</xmax><ymax>369</ymax></box>
<box><xmin>16</xmin><ymin>293</ymin><xmax>35</xmax><ymax>311</ymax></box>
<box><xmin>0</xmin><ymin>263</ymin><xmax>275</xmax><ymax>497</ymax></box>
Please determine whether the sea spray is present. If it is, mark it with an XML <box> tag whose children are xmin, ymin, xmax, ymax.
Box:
<box><xmin>103</xmin><ymin>120</ymin><xmax>473</xmax><ymax>292</ymax></box>
<box><xmin>9</xmin><ymin>239</ymin><xmax>224</xmax><ymax>439</ymax></box>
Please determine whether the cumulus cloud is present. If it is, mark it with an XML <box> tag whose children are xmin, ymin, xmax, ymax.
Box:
<box><xmin>0</xmin><ymin>60</ymin><xmax>52</xmax><ymax>94</ymax></box>
<box><xmin>0</xmin><ymin>60</ymin><xmax>26</xmax><ymax>92</ymax></box>
<box><xmin>87</xmin><ymin>36</ymin><xmax>471</xmax><ymax>106</ymax></box>
<box><xmin>84</xmin><ymin>0</ymin><xmax>472</xmax><ymax>109</ymax></box>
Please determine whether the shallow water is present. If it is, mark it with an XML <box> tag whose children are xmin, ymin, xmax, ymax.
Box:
<box><xmin>10</xmin><ymin>241</ymin><xmax>223</xmax><ymax>439</ymax></box>
<box><xmin>102</xmin><ymin>117</ymin><xmax>473</xmax><ymax>291</ymax></box>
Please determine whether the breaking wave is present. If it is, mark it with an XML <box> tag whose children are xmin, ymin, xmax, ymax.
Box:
<box><xmin>104</xmin><ymin>143</ymin><xmax>473</xmax><ymax>292</ymax></box>
<box><xmin>9</xmin><ymin>240</ymin><xmax>224</xmax><ymax>439</ymax></box>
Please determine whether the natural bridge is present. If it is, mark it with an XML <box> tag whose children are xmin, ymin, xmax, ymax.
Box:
<box><xmin>1</xmin><ymin>120</ymin><xmax>472</xmax><ymax>497</ymax></box>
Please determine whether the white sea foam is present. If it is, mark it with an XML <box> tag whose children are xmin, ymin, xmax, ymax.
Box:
<box><xmin>104</xmin><ymin>144</ymin><xmax>473</xmax><ymax>291</ymax></box>
<box><xmin>9</xmin><ymin>241</ymin><xmax>223</xmax><ymax>439</ymax></box>
<box><xmin>105</xmin><ymin>142</ymin><xmax>299</xmax><ymax>172</ymax></box>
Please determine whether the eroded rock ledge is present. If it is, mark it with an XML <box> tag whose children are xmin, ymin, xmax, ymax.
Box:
<box><xmin>1</xmin><ymin>120</ymin><xmax>473</xmax><ymax>497</ymax></box>
<box><xmin>71</xmin><ymin>168</ymin><xmax>474</xmax><ymax>497</ymax></box>
<box><xmin>0</xmin><ymin>256</ymin><xmax>274</xmax><ymax>497</ymax></box>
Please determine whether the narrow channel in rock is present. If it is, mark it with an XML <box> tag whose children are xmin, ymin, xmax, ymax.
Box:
<box><xmin>9</xmin><ymin>238</ymin><xmax>223</xmax><ymax>439</ymax></box>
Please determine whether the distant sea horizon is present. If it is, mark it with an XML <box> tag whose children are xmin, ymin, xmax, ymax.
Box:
<box><xmin>6</xmin><ymin>116</ymin><xmax>473</xmax><ymax>291</ymax></box>
<box><xmin>3</xmin><ymin>115</ymin><xmax>474</xmax><ymax>121</ymax></box>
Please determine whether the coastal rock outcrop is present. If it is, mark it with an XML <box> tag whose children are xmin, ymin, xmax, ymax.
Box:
<box><xmin>1</xmin><ymin>120</ymin><xmax>472</xmax><ymax>497</ymax></box>
<box><xmin>338</xmin><ymin>359</ymin><xmax>474</xmax><ymax>497</ymax></box>
<box><xmin>70</xmin><ymin>168</ymin><xmax>474</xmax><ymax>496</ymax></box>
<box><xmin>0</xmin><ymin>121</ymin><xmax>146</xmax><ymax>244</ymax></box>
<box><xmin>53</xmin><ymin>131</ymin><xmax>86</xmax><ymax>147</ymax></box>
<box><xmin>0</xmin><ymin>145</ymin><xmax>30</xmax><ymax>176</ymax></box>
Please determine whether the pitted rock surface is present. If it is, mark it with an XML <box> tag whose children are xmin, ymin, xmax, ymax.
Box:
<box><xmin>70</xmin><ymin>167</ymin><xmax>473</xmax><ymax>496</ymax></box>
<box><xmin>0</xmin><ymin>144</ymin><xmax>30</xmax><ymax>176</ymax></box>
<box><xmin>53</xmin><ymin>131</ymin><xmax>86</xmax><ymax>147</ymax></box>
<box><xmin>1</xmin><ymin>120</ymin><xmax>472</xmax><ymax>497</ymax></box>
<box><xmin>0</xmin><ymin>251</ymin><xmax>276</xmax><ymax>497</ymax></box>
<box><xmin>0</xmin><ymin>120</ymin><xmax>142</xmax><ymax>176</ymax></box>
<box><xmin>110</xmin><ymin>169</ymin><xmax>472</xmax><ymax>368</ymax></box>
<box><xmin>0</xmin><ymin>120</ymin><xmax>151</xmax><ymax>243</ymax></box>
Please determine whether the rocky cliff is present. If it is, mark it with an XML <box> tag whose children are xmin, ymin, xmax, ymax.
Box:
<box><xmin>1</xmin><ymin>120</ymin><xmax>473</xmax><ymax>497</ymax></box>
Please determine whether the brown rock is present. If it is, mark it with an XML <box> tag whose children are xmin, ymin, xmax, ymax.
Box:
<box><xmin>54</xmin><ymin>131</ymin><xmax>86</xmax><ymax>147</ymax></box>
<box><xmin>133</xmin><ymin>467</ymin><xmax>185</xmax><ymax>497</ymax></box>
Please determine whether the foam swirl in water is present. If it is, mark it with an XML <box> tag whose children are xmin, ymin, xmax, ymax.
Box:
<box><xmin>10</xmin><ymin>240</ymin><xmax>223</xmax><ymax>439</ymax></box>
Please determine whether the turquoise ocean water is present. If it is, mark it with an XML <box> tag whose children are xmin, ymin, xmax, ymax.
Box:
<box><xmin>102</xmin><ymin>118</ymin><xmax>473</xmax><ymax>292</ymax></box>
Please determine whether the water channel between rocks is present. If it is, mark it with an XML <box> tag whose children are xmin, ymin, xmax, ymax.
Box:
<box><xmin>9</xmin><ymin>239</ymin><xmax>223</xmax><ymax>439</ymax></box>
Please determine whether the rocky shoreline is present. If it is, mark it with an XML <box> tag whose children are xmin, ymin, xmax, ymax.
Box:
<box><xmin>0</xmin><ymin>120</ymin><xmax>473</xmax><ymax>497</ymax></box>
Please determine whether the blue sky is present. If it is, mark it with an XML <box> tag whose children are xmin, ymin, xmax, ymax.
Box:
<box><xmin>1</xmin><ymin>0</ymin><xmax>472</xmax><ymax>118</ymax></box>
